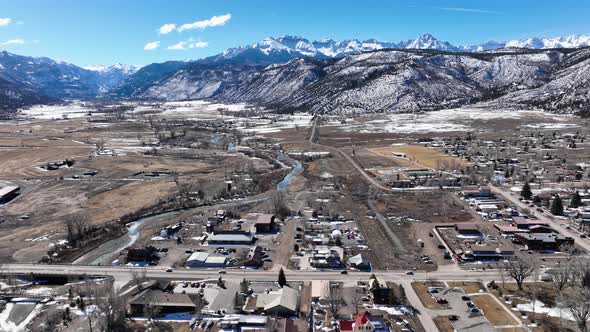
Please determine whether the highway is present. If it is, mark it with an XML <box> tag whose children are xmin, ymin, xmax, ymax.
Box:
<box><xmin>0</xmin><ymin>263</ymin><xmax>505</xmax><ymax>283</ymax></box>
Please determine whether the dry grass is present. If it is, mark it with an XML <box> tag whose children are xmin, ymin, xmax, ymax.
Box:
<box><xmin>447</xmin><ymin>281</ymin><xmax>485</xmax><ymax>294</ymax></box>
<box><xmin>369</xmin><ymin>144</ymin><xmax>468</xmax><ymax>170</ymax></box>
<box><xmin>411</xmin><ymin>281</ymin><xmax>446</xmax><ymax>310</ymax></box>
<box><xmin>433</xmin><ymin>316</ymin><xmax>455</xmax><ymax>332</ymax></box>
<box><xmin>472</xmin><ymin>294</ymin><xmax>518</xmax><ymax>326</ymax></box>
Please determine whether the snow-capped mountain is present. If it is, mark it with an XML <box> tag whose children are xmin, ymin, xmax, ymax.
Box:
<box><xmin>212</xmin><ymin>33</ymin><xmax>590</xmax><ymax>63</ymax></box>
<box><xmin>84</xmin><ymin>63</ymin><xmax>139</xmax><ymax>74</ymax></box>
<box><xmin>463</xmin><ymin>34</ymin><xmax>590</xmax><ymax>52</ymax></box>
<box><xmin>0</xmin><ymin>51</ymin><xmax>138</xmax><ymax>108</ymax></box>
<box><xmin>399</xmin><ymin>33</ymin><xmax>458</xmax><ymax>52</ymax></box>
<box><xmin>130</xmin><ymin>47</ymin><xmax>590</xmax><ymax>115</ymax></box>
<box><xmin>3</xmin><ymin>32</ymin><xmax>590</xmax><ymax>111</ymax></box>
<box><xmin>213</xmin><ymin>34</ymin><xmax>427</xmax><ymax>62</ymax></box>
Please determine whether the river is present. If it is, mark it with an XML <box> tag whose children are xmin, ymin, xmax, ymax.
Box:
<box><xmin>76</xmin><ymin>157</ymin><xmax>303</xmax><ymax>266</ymax></box>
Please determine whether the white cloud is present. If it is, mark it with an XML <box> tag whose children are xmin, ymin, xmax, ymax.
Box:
<box><xmin>0</xmin><ymin>18</ymin><xmax>12</xmax><ymax>26</ymax></box>
<box><xmin>167</xmin><ymin>41</ymin><xmax>186</xmax><ymax>50</ymax></box>
<box><xmin>167</xmin><ymin>40</ymin><xmax>208</xmax><ymax>50</ymax></box>
<box><xmin>0</xmin><ymin>39</ymin><xmax>25</xmax><ymax>46</ymax></box>
<box><xmin>177</xmin><ymin>13</ymin><xmax>231</xmax><ymax>32</ymax></box>
<box><xmin>159</xmin><ymin>23</ymin><xmax>176</xmax><ymax>35</ymax></box>
<box><xmin>143</xmin><ymin>41</ymin><xmax>160</xmax><ymax>50</ymax></box>
<box><xmin>190</xmin><ymin>41</ymin><xmax>208</xmax><ymax>49</ymax></box>
<box><xmin>436</xmin><ymin>7</ymin><xmax>503</xmax><ymax>15</ymax></box>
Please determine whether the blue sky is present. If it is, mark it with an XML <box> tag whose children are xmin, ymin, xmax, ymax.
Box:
<box><xmin>0</xmin><ymin>0</ymin><xmax>589</xmax><ymax>67</ymax></box>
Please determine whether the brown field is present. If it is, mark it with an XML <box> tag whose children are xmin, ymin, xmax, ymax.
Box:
<box><xmin>448</xmin><ymin>281</ymin><xmax>485</xmax><ymax>294</ymax></box>
<box><xmin>471</xmin><ymin>294</ymin><xmax>518</xmax><ymax>326</ymax></box>
<box><xmin>0</xmin><ymin>116</ymin><xmax>269</xmax><ymax>263</ymax></box>
<box><xmin>433</xmin><ymin>316</ymin><xmax>455</xmax><ymax>332</ymax></box>
<box><xmin>369</xmin><ymin>144</ymin><xmax>468</xmax><ymax>170</ymax></box>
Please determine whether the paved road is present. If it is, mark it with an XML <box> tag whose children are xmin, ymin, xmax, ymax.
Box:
<box><xmin>0</xmin><ymin>263</ymin><xmax>507</xmax><ymax>283</ymax></box>
<box><xmin>489</xmin><ymin>184</ymin><xmax>590</xmax><ymax>253</ymax></box>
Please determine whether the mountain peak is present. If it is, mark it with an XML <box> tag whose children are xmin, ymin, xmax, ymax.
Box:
<box><xmin>214</xmin><ymin>33</ymin><xmax>590</xmax><ymax>64</ymax></box>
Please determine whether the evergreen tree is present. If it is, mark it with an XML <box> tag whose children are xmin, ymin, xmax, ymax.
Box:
<box><xmin>398</xmin><ymin>285</ymin><xmax>407</xmax><ymax>306</ymax></box>
<box><xmin>551</xmin><ymin>195</ymin><xmax>564</xmax><ymax>216</ymax></box>
<box><xmin>521</xmin><ymin>181</ymin><xmax>533</xmax><ymax>200</ymax></box>
<box><xmin>278</xmin><ymin>268</ymin><xmax>287</xmax><ymax>288</ymax></box>
<box><xmin>571</xmin><ymin>191</ymin><xmax>582</xmax><ymax>208</ymax></box>
<box><xmin>520</xmin><ymin>181</ymin><xmax>533</xmax><ymax>201</ymax></box>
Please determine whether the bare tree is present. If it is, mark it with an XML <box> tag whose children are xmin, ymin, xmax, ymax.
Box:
<box><xmin>325</xmin><ymin>281</ymin><xmax>343</xmax><ymax>319</ymax></box>
<box><xmin>270</xmin><ymin>191</ymin><xmax>290</xmax><ymax>219</ymax></box>
<box><xmin>550</xmin><ymin>259</ymin><xmax>576</xmax><ymax>295</ymax></box>
<box><xmin>94</xmin><ymin>282</ymin><xmax>128</xmax><ymax>332</ymax></box>
<box><xmin>64</xmin><ymin>213</ymin><xmax>89</xmax><ymax>245</ymax></box>
<box><xmin>130</xmin><ymin>268</ymin><xmax>148</xmax><ymax>291</ymax></box>
<box><xmin>566</xmin><ymin>288</ymin><xmax>590</xmax><ymax>332</ymax></box>
<box><xmin>503</xmin><ymin>255</ymin><xmax>535</xmax><ymax>291</ymax></box>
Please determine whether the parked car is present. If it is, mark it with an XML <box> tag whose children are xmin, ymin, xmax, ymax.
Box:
<box><xmin>448</xmin><ymin>315</ymin><xmax>459</xmax><ymax>321</ymax></box>
<box><xmin>461</xmin><ymin>295</ymin><xmax>470</xmax><ymax>301</ymax></box>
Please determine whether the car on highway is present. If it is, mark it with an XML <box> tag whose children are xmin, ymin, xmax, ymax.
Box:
<box><xmin>406</xmin><ymin>271</ymin><xmax>414</xmax><ymax>275</ymax></box>
<box><xmin>218</xmin><ymin>270</ymin><xmax>226</xmax><ymax>274</ymax></box>
<box><xmin>340</xmin><ymin>270</ymin><xmax>348</xmax><ymax>274</ymax></box>
<box><xmin>166</xmin><ymin>268</ymin><xmax>173</xmax><ymax>272</ymax></box>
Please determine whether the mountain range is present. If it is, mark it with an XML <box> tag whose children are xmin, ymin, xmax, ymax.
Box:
<box><xmin>1</xmin><ymin>33</ymin><xmax>590</xmax><ymax>113</ymax></box>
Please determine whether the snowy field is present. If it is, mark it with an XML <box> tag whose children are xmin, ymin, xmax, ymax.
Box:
<box><xmin>340</xmin><ymin>108</ymin><xmax>579</xmax><ymax>134</ymax></box>
<box><xmin>237</xmin><ymin>113</ymin><xmax>314</xmax><ymax>134</ymax></box>
<box><xmin>20</xmin><ymin>103</ymin><xmax>92</xmax><ymax>120</ymax></box>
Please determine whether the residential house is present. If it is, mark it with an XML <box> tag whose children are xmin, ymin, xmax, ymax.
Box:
<box><xmin>128</xmin><ymin>289</ymin><xmax>197</xmax><ymax>315</ymax></box>
<box><xmin>340</xmin><ymin>311</ymin><xmax>390</xmax><ymax>332</ymax></box>
<box><xmin>255</xmin><ymin>286</ymin><xmax>299</xmax><ymax>316</ymax></box>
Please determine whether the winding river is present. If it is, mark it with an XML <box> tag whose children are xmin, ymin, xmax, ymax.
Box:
<box><xmin>75</xmin><ymin>158</ymin><xmax>303</xmax><ymax>266</ymax></box>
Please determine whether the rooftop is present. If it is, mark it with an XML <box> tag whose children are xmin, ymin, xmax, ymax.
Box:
<box><xmin>129</xmin><ymin>289</ymin><xmax>196</xmax><ymax>307</ymax></box>
<box><xmin>256</xmin><ymin>214</ymin><xmax>274</xmax><ymax>224</ymax></box>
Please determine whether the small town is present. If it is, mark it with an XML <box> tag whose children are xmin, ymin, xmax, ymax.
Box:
<box><xmin>2</xmin><ymin>1</ymin><xmax>590</xmax><ymax>331</ymax></box>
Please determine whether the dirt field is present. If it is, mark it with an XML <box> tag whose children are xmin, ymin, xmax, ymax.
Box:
<box><xmin>471</xmin><ymin>294</ymin><xmax>518</xmax><ymax>326</ymax></box>
<box><xmin>0</xmin><ymin>114</ymin><xmax>275</xmax><ymax>263</ymax></box>
<box><xmin>433</xmin><ymin>316</ymin><xmax>455</xmax><ymax>332</ymax></box>
<box><xmin>447</xmin><ymin>281</ymin><xmax>485</xmax><ymax>294</ymax></box>
<box><xmin>369</xmin><ymin>145</ymin><xmax>468</xmax><ymax>171</ymax></box>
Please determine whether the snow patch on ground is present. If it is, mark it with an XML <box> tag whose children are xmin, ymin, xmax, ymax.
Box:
<box><xmin>340</xmin><ymin>108</ymin><xmax>577</xmax><ymax>134</ymax></box>
<box><xmin>0</xmin><ymin>303</ymin><xmax>43</xmax><ymax>332</ymax></box>
<box><xmin>20</xmin><ymin>103</ymin><xmax>92</xmax><ymax>120</ymax></box>
<box><xmin>513</xmin><ymin>300</ymin><xmax>574</xmax><ymax>321</ymax></box>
